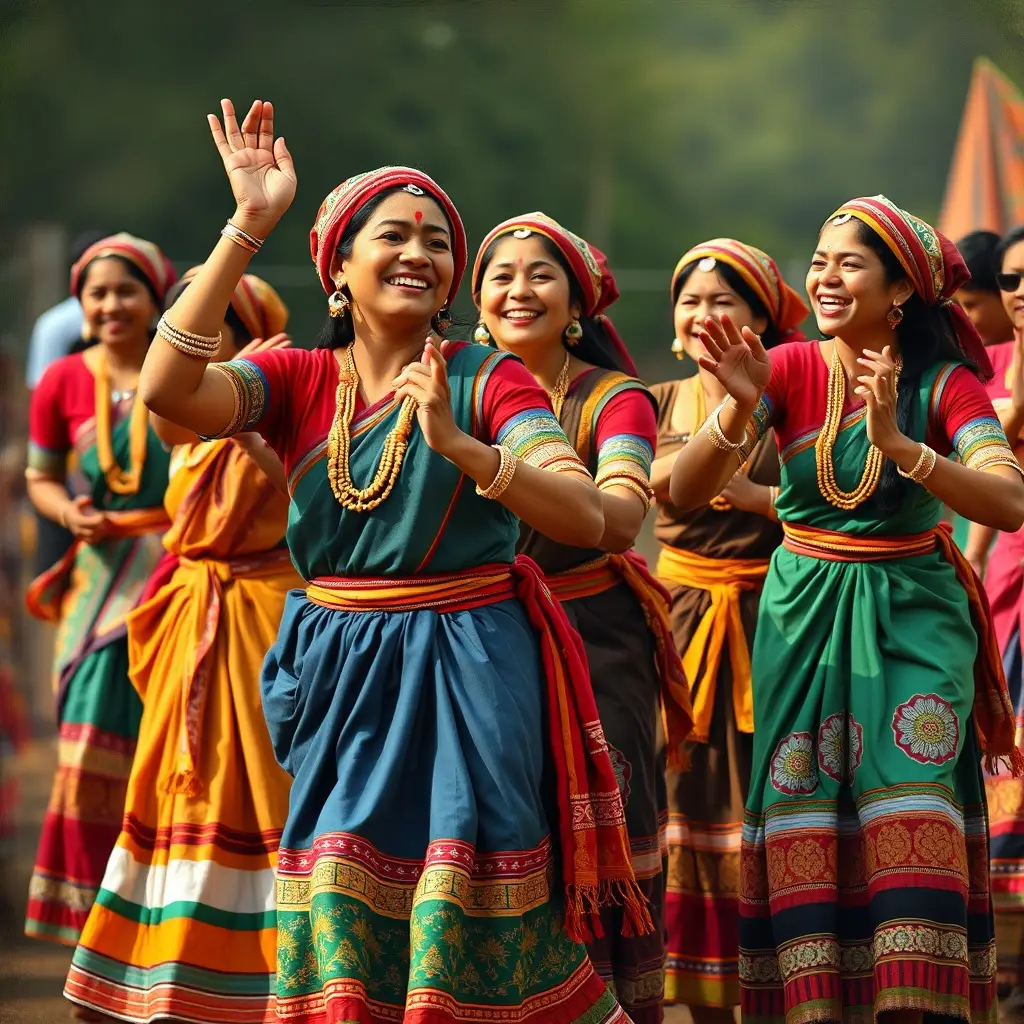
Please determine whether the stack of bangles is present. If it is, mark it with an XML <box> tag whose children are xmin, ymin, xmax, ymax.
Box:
<box><xmin>221</xmin><ymin>220</ymin><xmax>265</xmax><ymax>254</ymax></box>
<box><xmin>156</xmin><ymin>316</ymin><xmax>222</xmax><ymax>359</ymax></box>
<box><xmin>896</xmin><ymin>443</ymin><xmax>938</xmax><ymax>484</ymax></box>
<box><xmin>702</xmin><ymin>400</ymin><xmax>744</xmax><ymax>451</ymax></box>
<box><xmin>476</xmin><ymin>445</ymin><xmax>518</xmax><ymax>499</ymax></box>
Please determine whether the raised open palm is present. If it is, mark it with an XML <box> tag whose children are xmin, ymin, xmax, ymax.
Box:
<box><xmin>208</xmin><ymin>99</ymin><xmax>296</xmax><ymax>234</ymax></box>
<box><xmin>695</xmin><ymin>315</ymin><xmax>772</xmax><ymax>410</ymax></box>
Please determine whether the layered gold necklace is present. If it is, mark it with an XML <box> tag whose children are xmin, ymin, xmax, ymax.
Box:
<box><xmin>93</xmin><ymin>348</ymin><xmax>148</xmax><ymax>495</ymax></box>
<box><xmin>326</xmin><ymin>344</ymin><xmax>417</xmax><ymax>511</ymax></box>
<box><xmin>815</xmin><ymin>345</ymin><xmax>902</xmax><ymax>510</ymax></box>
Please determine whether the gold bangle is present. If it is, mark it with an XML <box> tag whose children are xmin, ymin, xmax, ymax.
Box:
<box><xmin>157</xmin><ymin>316</ymin><xmax>222</xmax><ymax>359</ymax></box>
<box><xmin>897</xmin><ymin>443</ymin><xmax>938</xmax><ymax>483</ymax></box>
<box><xmin>767</xmin><ymin>485</ymin><xmax>781</xmax><ymax>521</ymax></box>
<box><xmin>221</xmin><ymin>221</ymin><xmax>264</xmax><ymax>253</ymax></box>
<box><xmin>477</xmin><ymin>444</ymin><xmax>518</xmax><ymax>499</ymax></box>
<box><xmin>601</xmin><ymin>475</ymin><xmax>653</xmax><ymax>513</ymax></box>
<box><xmin>703</xmin><ymin>400</ymin><xmax>743</xmax><ymax>452</ymax></box>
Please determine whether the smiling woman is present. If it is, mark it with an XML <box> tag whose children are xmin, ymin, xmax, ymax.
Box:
<box><xmin>111</xmin><ymin>98</ymin><xmax>643</xmax><ymax>1024</ymax></box>
<box><xmin>22</xmin><ymin>233</ymin><xmax>176</xmax><ymax>951</ymax></box>
<box><xmin>667</xmin><ymin>196</ymin><xmax>1024</xmax><ymax>1024</ymax></box>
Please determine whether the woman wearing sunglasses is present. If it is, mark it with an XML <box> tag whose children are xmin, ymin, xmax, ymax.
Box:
<box><xmin>982</xmin><ymin>225</ymin><xmax>1024</xmax><ymax>1008</ymax></box>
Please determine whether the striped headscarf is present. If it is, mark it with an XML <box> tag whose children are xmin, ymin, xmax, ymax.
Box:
<box><xmin>309</xmin><ymin>166</ymin><xmax>467</xmax><ymax>304</ymax></box>
<box><xmin>671</xmin><ymin>238</ymin><xmax>808</xmax><ymax>340</ymax></box>
<box><xmin>826</xmin><ymin>195</ymin><xmax>992</xmax><ymax>378</ymax></box>
<box><xmin>175</xmin><ymin>267</ymin><xmax>289</xmax><ymax>340</ymax></box>
<box><xmin>70</xmin><ymin>232</ymin><xmax>177</xmax><ymax>305</ymax></box>
<box><xmin>471</xmin><ymin>212</ymin><xmax>638</xmax><ymax>375</ymax></box>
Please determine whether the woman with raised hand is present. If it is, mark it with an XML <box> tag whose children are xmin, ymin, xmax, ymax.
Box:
<box><xmin>472</xmin><ymin>213</ymin><xmax>693</xmax><ymax>1024</ymax></box>
<box><xmin>66</xmin><ymin>273</ymin><xmax>300</xmax><ymax>1024</ymax></box>
<box><xmin>136</xmin><ymin>98</ymin><xmax>643</xmax><ymax>1024</ymax></box>
<box><xmin>648</xmin><ymin>238</ymin><xmax>806</xmax><ymax>1020</ymax></box>
<box><xmin>669</xmin><ymin>196</ymin><xmax>1024</xmax><ymax>1022</ymax></box>
<box><xmin>24</xmin><ymin>234</ymin><xmax>176</xmax><ymax>948</ymax></box>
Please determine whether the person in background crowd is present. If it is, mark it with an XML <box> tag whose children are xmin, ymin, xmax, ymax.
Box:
<box><xmin>953</xmin><ymin>229</ymin><xmax>1015</xmax><ymax>559</ymax></box>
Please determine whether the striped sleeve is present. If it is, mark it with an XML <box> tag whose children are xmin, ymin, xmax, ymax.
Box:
<box><xmin>481</xmin><ymin>357</ymin><xmax>588</xmax><ymax>474</ymax></box>
<box><xmin>593</xmin><ymin>389</ymin><xmax>656</xmax><ymax>499</ymax></box>
<box><xmin>931</xmin><ymin>363</ymin><xmax>1021</xmax><ymax>474</ymax></box>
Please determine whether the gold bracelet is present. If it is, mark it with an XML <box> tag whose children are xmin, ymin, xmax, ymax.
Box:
<box><xmin>602</xmin><ymin>475</ymin><xmax>653</xmax><ymax>513</ymax></box>
<box><xmin>221</xmin><ymin>221</ymin><xmax>264</xmax><ymax>253</ymax></box>
<box><xmin>896</xmin><ymin>443</ymin><xmax>938</xmax><ymax>483</ymax></box>
<box><xmin>703</xmin><ymin>400</ymin><xmax>743</xmax><ymax>452</ymax></box>
<box><xmin>157</xmin><ymin>316</ymin><xmax>222</xmax><ymax>359</ymax></box>
<box><xmin>767</xmin><ymin>485</ymin><xmax>780</xmax><ymax>521</ymax></box>
<box><xmin>476</xmin><ymin>445</ymin><xmax>518</xmax><ymax>499</ymax></box>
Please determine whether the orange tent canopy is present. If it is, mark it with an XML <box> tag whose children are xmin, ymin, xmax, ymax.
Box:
<box><xmin>939</xmin><ymin>58</ymin><xmax>1024</xmax><ymax>240</ymax></box>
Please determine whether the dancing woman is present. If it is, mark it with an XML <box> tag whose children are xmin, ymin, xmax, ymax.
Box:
<box><xmin>473</xmin><ymin>212</ymin><xmax>693</xmax><ymax>1024</ymax></box>
<box><xmin>669</xmin><ymin>196</ymin><xmax>1024</xmax><ymax>1022</ymax></box>
<box><xmin>24</xmin><ymin>233</ymin><xmax>176</xmax><ymax>945</ymax></box>
<box><xmin>137</xmin><ymin>97</ymin><xmax>643</xmax><ymax>1024</ymax></box>
<box><xmin>649</xmin><ymin>238</ymin><xmax>806</xmax><ymax>1019</ymax></box>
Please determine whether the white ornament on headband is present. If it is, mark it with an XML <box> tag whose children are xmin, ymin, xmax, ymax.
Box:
<box><xmin>831</xmin><ymin>214</ymin><xmax>853</xmax><ymax>226</ymax></box>
<box><xmin>697</xmin><ymin>256</ymin><xmax>717</xmax><ymax>273</ymax></box>
<box><xmin>512</xmin><ymin>228</ymin><xmax>532</xmax><ymax>239</ymax></box>
<box><xmin>402</xmin><ymin>184</ymin><xmax>425</xmax><ymax>196</ymax></box>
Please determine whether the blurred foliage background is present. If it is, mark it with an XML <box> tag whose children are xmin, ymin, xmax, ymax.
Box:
<box><xmin>2</xmin><ymin>0</ymin><xmax>1023</xmax><ymax>382</ymax></box>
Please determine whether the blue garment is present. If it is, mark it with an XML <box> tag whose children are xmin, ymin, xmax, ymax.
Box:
<box><xmin>26</xmin><ymin>298</ymin><xmax>83</xmax><ymax>388</ymax></box>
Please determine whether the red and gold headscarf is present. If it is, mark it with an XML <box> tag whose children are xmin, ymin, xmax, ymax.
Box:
<box><xmin>176</xmin><ymin>267</ymin><xmax>289</xmax><ymax>340</ymax></box>
<box><xmin>471</xmin><ymin>212</ymin><xmax>638</xmax><ymax>375</ymax></box>
<box><xmin>309</xmin><ymin>166</ymin><xmax>467</xmax><ymax>304</ymax></box>
<box><xmin>826</xmin><ymin>195</ymin><xmax>992</xmax><ymax>378</ymax></box>
<box><xmin>70</xmin><ymin>232</ymin><xmax>177</xmax><ymax>305</ymax></box>
<box><xmin>671</xmin><ymin>238</ymin><xmax>808</xmax><ymax>339</ymax></box>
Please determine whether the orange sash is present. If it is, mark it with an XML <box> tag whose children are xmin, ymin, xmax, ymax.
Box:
<box><xmin>655</xmin><ymin>545</ymin><xmax>770</xmax><ymax>743</ymax></box>
<box><xmin>544</xmin><ymin>553</ymin><xmax>694</xmax><ymax>768</ymax></box>
<box><xmin>782</xmin><ymin>522</ymin><xmax>1022</xmax><ymax>775</ymax></box>
<box><xmin>306</xmin><ymin>555</ymin><xmax>652</xmax><ymax>943</ymax></box>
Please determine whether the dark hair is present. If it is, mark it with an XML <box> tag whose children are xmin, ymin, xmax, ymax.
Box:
<box><xmin>163</xmin><ymin>279</ymin><xmax>252</xmax><ymax>349</ymax></box>
<box><xmin>672</xmin><ymin>259</ymin><xmax>782</xmax><ymax>350</ymax></box>
<box><xmin>78</xmin><ymin>254</ymin><xmax>161</xmax><ymax>310</ymax></box>
<box><xmin>852</xmin><ymin>219</ymin><xmax>976</xmax><ymax>512</ymax></box>
<box><xmin>995</xmin><ymin>225</ymin><xmax>1024</xmax><ymax>274</ymax></box>
<box><xmin>955</xmin><ymin>230</ymin><xmax>1002</xmax><ymax>293</ymax></box>
<box><xmin>316</xmin><ymin>185</ymin><xmax>455</xmax><ymax>350</ymax></box>
<box><xmin>473</xmin><ymin>233</ymin><xmax>632</xmax><ymax>374</ymax></box>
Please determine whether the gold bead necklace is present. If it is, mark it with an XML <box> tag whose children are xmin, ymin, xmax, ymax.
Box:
<box><xmin>815</xmin><ymin>345</ymin><xmax>902</xmax><ymax>510</ymax></box>
<box><xmin>93</xmin><ymin>348</ymin><xmax>148</xmax><ymax>496</ymax></box>
<box><xmin>325</xmin><ymin>344</ymin><xmax>417</xmax><ymax>512</ymax></box>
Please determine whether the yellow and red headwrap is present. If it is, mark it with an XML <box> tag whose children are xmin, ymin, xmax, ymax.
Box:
<box><xmin>71</xmin><ymin>232</ymin><xmax>177</xmax><ymax>305</ymax></box>
<box><xmin>175</xmin><ymin>267</ymin><xmax>289</xmax><ymax>340</ymax></box>
<box><xmin>826</xmin><ymin>195</ymin><xmax>992</xmax><ymax>378</ymax></box>
<box><xmin>309</xmin><ymin>166</ymin><xmax>467</xmax><ymax>304</ymax></box>
<box><xmin>671</xmin><ymin>238</ymin><xmax>808</xmax><ymax>340</ymax></box>
<box><xmin>471</xmin><ymin>212</ymin><xmax>638</xmax><ymax>375</ymax></box>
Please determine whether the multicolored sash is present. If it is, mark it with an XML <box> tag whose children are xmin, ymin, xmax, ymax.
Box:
<box><xmin>306</xmin><ymin>554</ymin><xmax>652</xmax><ymax>943</ymax></box>
<box><xmin>782</xmin><ymin>521</ymin><xmax>1022</xmax><ymax>775</ymax></box>
<box><xmin>655</xmin><ymin>544</ymin><xmax>770</xmax><ymax>743</ymax></box>
<box><xmin>544</xmin><ymin>552</ymin><xmax>694</xmax><ymax>768</ymax></box>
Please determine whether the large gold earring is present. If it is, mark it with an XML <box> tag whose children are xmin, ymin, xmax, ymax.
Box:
<box><xmin>328</xmin><ymin>290</ymin><xmax>350</xmax><ymax>319</ymax></box>
<box><xmin>564</xmin><ymin>318</ymin><xmax>583</xmax><ymax>346</ymax></box>
<box><xmin>886</xmin><ymin>302</ymin><xmax>904</xmax><ymax>330</ymax></box>
<box><xmin>474</xmin><ymin>322</ymin><xmax>492</xmax><ymax>345</ymax></box>
<box><xmin>433</xmin><ymin>307</ymin><xmax>453</xmax><ymax>334</ymax></box>
<box><xmin>671</xmin><ymin>338</ymin><xmax>684</xmax><ymax>360</ymax></box>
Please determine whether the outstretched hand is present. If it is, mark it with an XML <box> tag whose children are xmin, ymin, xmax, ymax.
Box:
<box><xmin>695</xmin><ymin>315</ymin><xmax>771</xmax><ymax>411</ymax></box>
<box><xmin>234</xmin><ymin>333</ymin><xmax>292</xmax><ymax>361</ymax></box>
<box><xmin>393</xmin><ymin>339</ymin><xmax>462</xmax><ymax>458</ymax></box>
<box><xmin>208</xmin><ymin>99</ymin><xmax>296</xmax><ymax>236</ymax></box>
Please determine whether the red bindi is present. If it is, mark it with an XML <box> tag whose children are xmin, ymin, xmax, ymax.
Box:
<box><xmin>414</xmin><ymin>210</ymin><xmax>423</xmax><ymax>223</ymax></box>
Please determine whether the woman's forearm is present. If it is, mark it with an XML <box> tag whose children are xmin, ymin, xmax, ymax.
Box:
<box><xmin>444</xmin><ymin>432</ymin><xmax>604</xmax><ymax>547</ymax></box>
<box><xmin>25</xmin><ymin>474</ymin><xmax>71</xmax><ymax>525</ymax></box>
<box><xmin>649</xmin><ymin>451</ymin><xmax>678</xmax><ymax>503</ymax></box>
<box><xmin>669</xmin><ymin>398</ymin><xmax>752</xmax><ymax>510</ymax></box>
<box><xmin>999</xmin><ymin>405</ymin><xmax>1024</xmax><ymax>446</ymax></box>
<box><xmin>235</xmin><ymin>435</ymin><xmax>288</xmax><ymax>495</ymax></box>
<box><xmin>597</xmin><ymin>487</ymin><xmax>647</xmax><ymax>553</ymax></box>
<box><xmin>138</xmin><ymin>229</ymin><xmax>259</xmax><ymax>436</ymax></box>
<box><xmin>888</xmin><ymin>437</ymin><xmax>1024</xmax><ymax>531</ymax></box>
